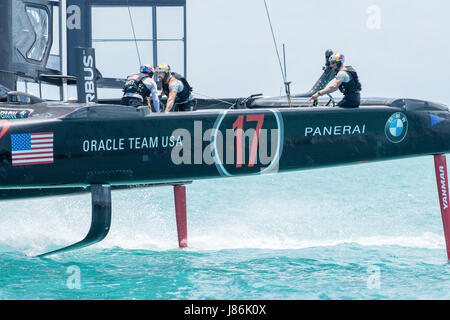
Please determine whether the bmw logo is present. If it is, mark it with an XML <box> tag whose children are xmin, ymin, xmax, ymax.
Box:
<box><xmin>385</xmin><ymin>112</ymin><xmax>408</xmax><ymax>143</ymax></box>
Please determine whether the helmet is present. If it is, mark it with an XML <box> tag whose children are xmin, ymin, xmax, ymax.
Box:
<box><xmin>140</xmin><ymin>64</ymin><xmax>154</xmax><ymax>75</ymax></box>
<box><xmin>155</xmin><ymin>63</ymin><xmax>171</xmax><ymax>74</ymax></box>
<box><xmin>329</xmin><ymin>53</ymin><xmax>345</xmax><ymax>64</ymax></box>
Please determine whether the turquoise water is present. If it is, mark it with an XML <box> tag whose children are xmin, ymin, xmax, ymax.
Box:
<box><xmin>1</xmin><ymin>156</ymin><xmax>449</xmax><ymax>299</ymax></box>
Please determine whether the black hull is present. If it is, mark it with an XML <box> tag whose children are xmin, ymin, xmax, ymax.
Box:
<box><xmin>0</xmin><ymin>98</ymin><xmax>449</xmax><ymax>189</ymax></box>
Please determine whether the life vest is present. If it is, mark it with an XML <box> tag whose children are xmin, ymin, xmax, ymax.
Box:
<box><xmin>162</xmin><ymin>72</ymin><xmax>192</xmax><ymax>104</ymax></box>
<box><xmin>338</xmin><ymin>66</ymin><xmax>362</xmax><ymax>96</ymax></box>
<box><xmin>123</xmin><ymin>73</ymin><xmax>151</xmax><ymax>99</ymax></box>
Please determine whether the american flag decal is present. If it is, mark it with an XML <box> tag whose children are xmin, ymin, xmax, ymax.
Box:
<box><xmin>11</xmin><ymin>132</ymin><xmax>54</xmax><ymax>166</ymax></box>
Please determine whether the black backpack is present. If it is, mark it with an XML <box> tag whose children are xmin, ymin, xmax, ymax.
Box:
<box><xmin>171</xmin><ymin>72</ymin><xmax>193</xmax><ymax>94</ymax></box>
<box><xmin>123</xmin><ymin>73</ymin><xmax>151</xmax><ymax>99</ymax></box>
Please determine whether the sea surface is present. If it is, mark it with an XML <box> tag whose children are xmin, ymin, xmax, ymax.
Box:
<box><xmin>0</xmin><ymin>156</ymin><xmax>449</xmax><ymax>300</ymax></box>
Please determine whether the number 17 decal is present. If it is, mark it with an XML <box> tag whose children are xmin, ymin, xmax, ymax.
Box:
<box><xmin>232</xmin><ymin>114</ymin><xmax>265</xmax><ymax>168</ymax></box>
<box><xmin>0</xmin><ymin>120</ymin><xmax>10</xmax><ymax>140</ymax></box>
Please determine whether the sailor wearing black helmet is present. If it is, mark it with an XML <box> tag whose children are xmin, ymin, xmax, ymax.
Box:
<box><xmin>121</xmin><ymin>64</ymin><xmax>160</xmax><ymax>112</ymax></box>
<box><xmin>310</xmin><ymin>53</ymin><xmax>362</xmax><ymax>108</ymax></box>
<box><xmin>155</xmin><ymin>64</ymin><xmax>195</xmax><ymax>112</ymax></box>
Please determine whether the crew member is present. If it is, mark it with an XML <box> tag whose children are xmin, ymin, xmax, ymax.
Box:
<box><xmin>155</xmin><ymin>64</ymin><xmax>195</xmax><ymax>112</ymax></box>
<box><xmin>310</xmin><ymin>53</ymin><xmax>362</xmax><ymax>108</ymax></box>
<box><xmin>121</xmin><ymin>64</ymin><xmax>160</xmax><ymax>112</ymax></box>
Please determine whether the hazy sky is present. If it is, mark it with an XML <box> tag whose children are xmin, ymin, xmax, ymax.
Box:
<box><xmin>185</xmin><ymin>0</ymin><xmax>450</xmax><ymax>105</ymax></box>
<box><xmin>31</xmin><ymin>0</ymin><xmax>450</xmax><ymax>105</ymax></box>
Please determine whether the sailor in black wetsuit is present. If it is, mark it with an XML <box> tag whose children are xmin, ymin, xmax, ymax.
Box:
<box><xmin>310</xmin><ymin>53</ymin><xmax>362</xmax><ymax>108</ymax></box>
<box><xmin>121</xmin><ymin>64</ymin><xmax>160</xmax><ymax>112</ymax></box>
<box><xmin>155</xmin><ymin>64</ymin><xmax>195</xmax><ymax>112</ymax></box>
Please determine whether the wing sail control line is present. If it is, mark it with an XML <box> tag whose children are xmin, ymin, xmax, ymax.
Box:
<box><xmin>36</xmin><ymin>184</ymin><xmax>112</xmax><ymax>257</ymax></box>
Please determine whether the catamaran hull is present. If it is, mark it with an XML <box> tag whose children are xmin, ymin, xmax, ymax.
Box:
<box><xmin>0</xmin><ymin>101</ymin><xmax>449</xmax><ymax>189</ymax></box>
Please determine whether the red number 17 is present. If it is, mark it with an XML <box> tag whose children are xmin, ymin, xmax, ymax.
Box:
<box><xmin>232</xmin><ymin>114</ymin><xmax>265</xmax><ymax>168</ymax></box>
